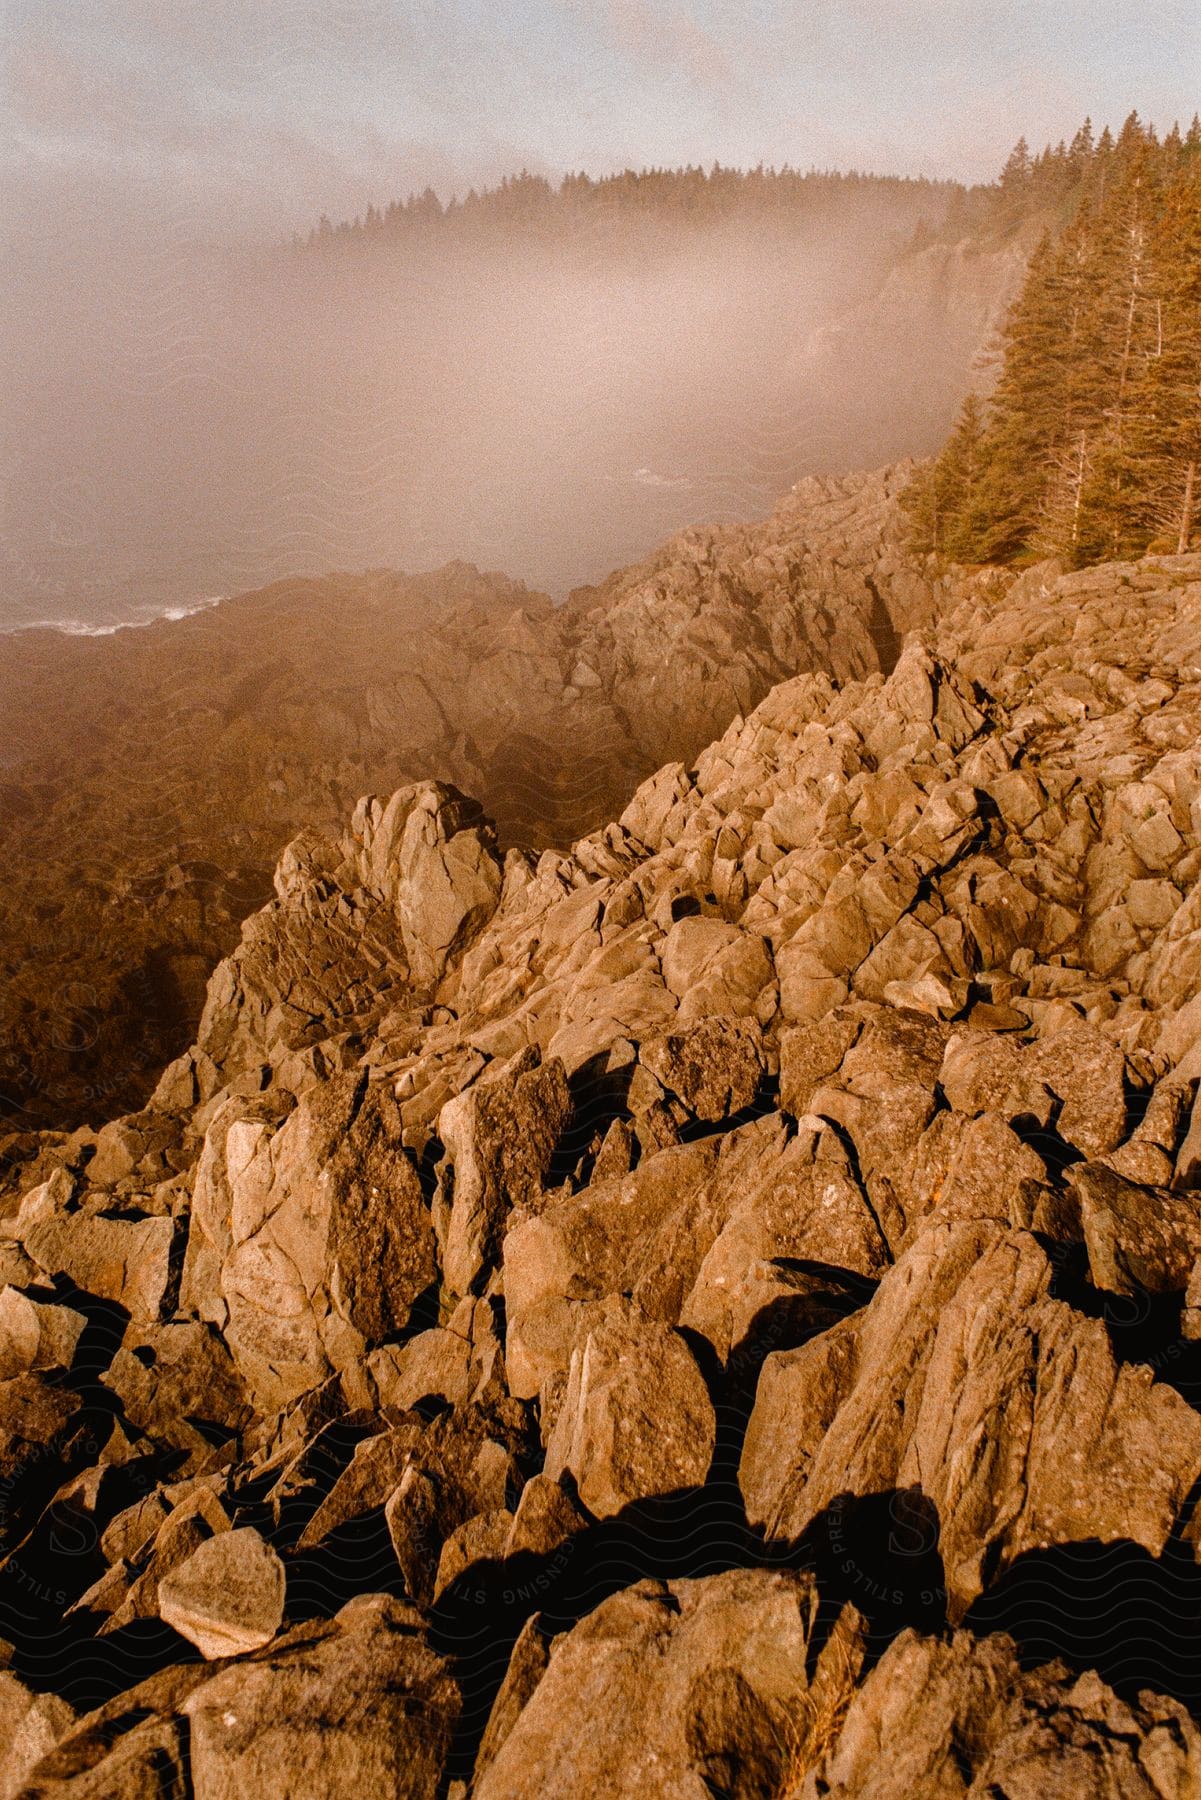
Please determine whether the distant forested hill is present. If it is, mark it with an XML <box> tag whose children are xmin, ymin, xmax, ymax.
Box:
<box><xmin>286</xmin><ymin>142</ymin><xmax>1088</xmax><ymax>261</ymax></box>
<box><xmin>904</xmin><ymin>113</ymin><xmax>1201</xmax><ymax>566</ymax></box>
<box><xmin>292</xmin><ymin>163</ymin><xmax>961</xmax><ymax>256</ymax></box>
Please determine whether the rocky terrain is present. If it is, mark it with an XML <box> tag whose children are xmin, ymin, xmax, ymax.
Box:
<box><xmin>0</xmin><ymin>465</ymin><xmax>936</xmax><ymax>1132</ymax></box>
<box><xmin>3</xmin><ymin>513</ymin><xmax>1201</xmax><ymax>1792</ymax></box>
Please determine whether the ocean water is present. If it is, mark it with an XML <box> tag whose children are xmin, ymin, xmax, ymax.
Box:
<box><xmin>0</xmin><ymin>594</ymin><xmax>227</xmax><ymax>639</ymax></box>
<box><xmin>0</xmin><ymin>590</ymin><xmax>227</xmax><ymax>640</ymax></box>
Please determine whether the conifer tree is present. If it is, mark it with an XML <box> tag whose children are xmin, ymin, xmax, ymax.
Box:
<box><xmin>902</xmin><ymin>393</ymin><xmax>987</xmax><ymax>555</ymax></box>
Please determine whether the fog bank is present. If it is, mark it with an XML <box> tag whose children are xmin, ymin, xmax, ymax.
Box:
<box><xmin>2</xmin><ymin>172</ymin><xmax>1001</xmax><ymax>630</ymax></box>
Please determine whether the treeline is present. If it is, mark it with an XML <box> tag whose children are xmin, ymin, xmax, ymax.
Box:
<box><xmin>288</xmin><ymin>125</ymin><xmax>1142</xmax><ymax>270</ymax></box>
<box><xmin>295</xmin><ymin>126</ymin><xmax>1138</xmax><ymax>260</ymax></box>
<box><xmin>905</xmin><ymin>114</ymin><xmax>1201</xmax><ymax>566</ymax></box>
<box><xmin>295</xmin><ymin>164</ymin><xmax>963</xmax><ymax>254</ymax></box>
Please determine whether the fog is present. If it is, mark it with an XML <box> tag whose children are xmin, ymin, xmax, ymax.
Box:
<box><xmin>1</xmin><ymin>174</ymin><xmax>973</xmax><ymax>631</ymax></box>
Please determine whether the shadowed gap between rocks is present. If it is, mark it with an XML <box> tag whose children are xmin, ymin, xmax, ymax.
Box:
<box><xmin>1047</xmin><ymin>1245</ymin><xmax>1201</xmax><ymax>1412</ymax></box>
<box><xmin>965</xmin><ymin>1520</ymin><xmax>1201</xmax><ymax>1712</ymax></box>
<box><xmin>864</xmin><ymin>574</ymin><xmax>902</xmax><ymax>677</ymax></box>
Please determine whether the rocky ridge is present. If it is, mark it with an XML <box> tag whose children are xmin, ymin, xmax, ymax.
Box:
<box><xmin>4</xmin><ymin>533</ymin><xmax>1201</xmax><ymax>1792</ymax></box>
<box><xmin>1</xmin><ymin>464</ymin><xmax>939</xmax><ymax>1131</ymax></box>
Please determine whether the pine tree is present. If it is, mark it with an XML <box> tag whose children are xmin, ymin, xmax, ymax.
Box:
<box><xmin>1130</xmin><ymin>163</ymin><xmax>1201</xmax><ymax>550</ymax></box>
<box><xmin>902</xmin><ymin>394</ymin><xmax>987</xmax><ymax>555</ymax></box>
<box><xmin>1000</xmin><ymin>137</ymin><xmax>1033</xmax><ymax>191</ymax></box>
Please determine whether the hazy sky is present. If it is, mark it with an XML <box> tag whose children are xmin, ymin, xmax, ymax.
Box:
<box><xmin>4</xmin><ymin>0</ymin><xmax>1200</xmax><ymax>235</ymax></box>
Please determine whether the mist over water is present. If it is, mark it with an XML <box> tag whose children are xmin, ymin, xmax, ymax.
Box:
<box><xmin>1</xmin><ymin>177</ymin><xmax>966</xmax><ymax>633</ymax></box>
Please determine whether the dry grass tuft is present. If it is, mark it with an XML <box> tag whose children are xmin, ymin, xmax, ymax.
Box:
<box><xmin>774</xmin><ymin>1618</ymin><xmax>861</xmax><ymax>1797</ymax></box>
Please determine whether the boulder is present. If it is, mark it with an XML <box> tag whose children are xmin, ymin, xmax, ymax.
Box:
<box><xmin>1070</xmin><ymin>1161</ymin><xmax>1201</xmax><ymax>1295</ymax></box>
<box><xmin>158</xmin><ymin>1526</ymin><xmax>286</xmax><ymax>1658</ymax></box>
<box><xmin>502</xmin><ymin>1116</ymin><xmax>814</xmax><ymax>1398</ymax></box>
<box><xmin>778</xmin><ymin>1011</ymin><xmax>864</xmax><ymax>1117</ymax></box>
<box><xmin>740</xmin><ymin>1218</ymin><xmax>1201</xmax><ymax>1619</ymax></box>
<box><xmin>102</xmin><ymin>1320</ymin><xmax>250</xmax><ymax>1461</ymax></box>
<box><xmin>544</xmin><ymin>1303</ymin><xmax>715</xmax><ymax>1517</ymax></box>
<box><xmin>85</xmin><ymin>1486</ymin><xmax>232</xmax><ymax>1634</ymax></box>
<box><xmin>0</xmin><ymin>1671</ymin><xmax>74</xmax><ymax>1800</ymax></box>
<box><xmin>184</xmin><ymin>1595</ymin><xmax>459</xmax><ymax>1796</ymax></box>
<box><xmin>22</xmin><ymin>1208</ymin><xmax>174</xmax><ymax>1322</ymax></box>
<box><xmin>679</xmin><ymin>1124</ymin><xmax>888</xmax><ymax>1362</ymax></box>
<box><xmin>475</xmin><ymin>1569</ymin><xmax>860</xmax><ymax>1800</ymax></box>
<box><xmin>297</xmin><ymin>1422</ymin><xmax>426</xmax><ymax>1552</ymax></box>
<box><xmin>639</xmin><ymin>1015</ymin><xmax>765</xmax><ymax>1122</ymax></box>
<box><xmin>505</xmin><ymin>1473</ymin><xmax>587</xmax><ymax>1560</ymax></box>
<box><xmin>810</xmin><ymin>1627</ymin><xmax>1201</xmax><ymax>1798</ymax></box>
<box><xmin>23</xmin><ymin>1596</ymin><xmax>460</xmax><ymax>1799</ymax></box>
<box><xmin>369</xmin><ymin>1326</ymin><xmax>474</xmax><ymax>1412</ymax></box>
<box><xmin>433</xmin><ymin>1507</ymin><xmax>514</xmax><ymax>1599</ymax></box>
<box><xmin>439</xmin><ymin>1048</ymin><xmax>570</xmax><ymax>1297</ymax></box>
<box><xmin>0</xmin><ymin>1287</ymin><xmax>86</xmax><ymax>1379</ymax></box>
<box><xmin>390</xmin><ymin>784</ymin><xmax>504</xmax><ymax>985</ymax></box>
<box><xmin>187</xmin><ymin>1075</ymin><xmax>438</xmax><ymax>1411</ymax></box>
<box><xmin>659</xmin><ymin>917</ymin><xmax>773</xmax><ymax>1020</ymax></box>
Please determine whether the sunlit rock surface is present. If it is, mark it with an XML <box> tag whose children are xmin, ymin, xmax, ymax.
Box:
<box><xmin>5</xmin><ymin>517</ymin><xmax>1201</xmax><ymax>1793</ymax></box>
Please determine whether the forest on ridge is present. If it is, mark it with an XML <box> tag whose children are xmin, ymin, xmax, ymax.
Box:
<box><xmin>905</xmin><ymin>114</ymin><xmax>1201</xmax><ymax>566</ymax></box>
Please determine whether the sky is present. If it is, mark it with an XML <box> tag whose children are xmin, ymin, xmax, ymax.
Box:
<box><xmin>4</xmin><ymin>0</ymin><xmax>1200</xmax><ymax>237</ymax></box>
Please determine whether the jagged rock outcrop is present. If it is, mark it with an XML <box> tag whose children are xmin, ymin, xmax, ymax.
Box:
<box><xmin>802</xmin><ymin>1627</ymin><xmax>1201</xmax><ymax>1797</ymax></box>
<box><xmin>0</xmin><ymin>466</ymin><xmax>951</xmax><ymax>1132</ymax></box>
<box><xmin>739</xmin><ymin>1217</ymin><xmax>1201</xmax><ymax>1620</ymax></box>
<box><xmin>474</xmin><ymin>1569</ymin><xmax>858</xmax><ymax>1799</ymax></box>
<box><xmin>5</xmin><ymin>535</ymin><xmax>1201</xmax><ymax>1793</ymax></box>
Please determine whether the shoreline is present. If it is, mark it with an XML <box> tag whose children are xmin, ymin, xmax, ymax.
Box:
<box><xmin>0</xmin><ymin>593</ymin><xmax>228</xmax><ymax>640</ymax></box>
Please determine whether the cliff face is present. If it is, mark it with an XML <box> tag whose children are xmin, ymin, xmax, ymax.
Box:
<box><xmin>787</xmin><ymin>225</ymin><xmax>1038</xmax><ymax>465</ymax></box>
<box><xmin>5</xmin><ymin>538</ymin><xmax>1201</xmax><ymax>1793</ymax></box>
<box><xmin>0</xmin><ymin>463</ymin><xmax>948</xmax><ymax>1132</ymax></box>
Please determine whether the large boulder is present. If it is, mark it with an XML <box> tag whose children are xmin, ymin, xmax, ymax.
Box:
<box><xmin>808</xmin><ymin>1627</ymin><xmax>1201</xmax><ymax>1798</ymax></box>
<box><xmin>185</xmin><ymin>1596</ymin><xmax>459</xmax><ymax>1795</ymax></box>
<box><xmin>349</xmin><ymin>782</ymin><xmax>504</xmax><ymax>986</ymax></box>
<box><xmin>438</xmin><ymin>1047</ymin><xmax>570</xmax><ymax>1298</ymax></box>
<box><xmin>1069</xmin><ymin>1161</ymin><xmax>1201</xmax><ymax>1295</ymax></box>
<box><xmin>20</xmin><ymin>1594</ymin><xmax>459</xmax><ymax>1799</ymax></box>
<box><xmin>543</xmin><ymin>1302</ymin><xmax>715</xmax><ymax>1517</ymax></box>
<box><xmin>0</xmin><ymin>1672</ymin><xmax>74</xmax><ymax>1800</ymax></box>
<box><xmin>475</xmin><ymin>1569</ymin><xmax>860</xmax><ymax>1800</ymax></box>
<box><xmin>678</xmin><ymin>1119</ymin><xmax>889</xmax><ymax>1362</ymax></box>
<box><xmin>502</xmin><ymin>1123</ymin><xmax>791</xmax><ymax>1397</ymax></box>
<box><xmin>0</xmin><ymin>1287</ymin><xmax>86</xmax><ymax>1379</ymax></box>
<box><xmin>102</xmin><ymin>1320</ymin><xmax>250</xmax><ymax>1463</ymax></box>
<box><xmin>659</xmin><ymin>917</ymin><xmax>774</xmax><ymax>1021</ymax></box>
<box><xmin>21</xmin><ymin>1206</ymin><xmax>174</xmax><ymax>1322</ymax></box>
<box><xmin>182</xmin><ymin>1075</ymin><xmax>438</xmax><ymax>1410</ymax></box>
<box><xmin>158</xmin><ymin>1526</ymin><xmax>285</xmax><ymax>1660</ymax></box>
<box><xmin>639</xmin><ymin>1015</ymin><xmax>765</xmax><ymax>1122</ymax></box>
<box><xmin>740</xmin><ymin>1218</ymin><xmax>1201</xmax><ymax>1619</ymax></box>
